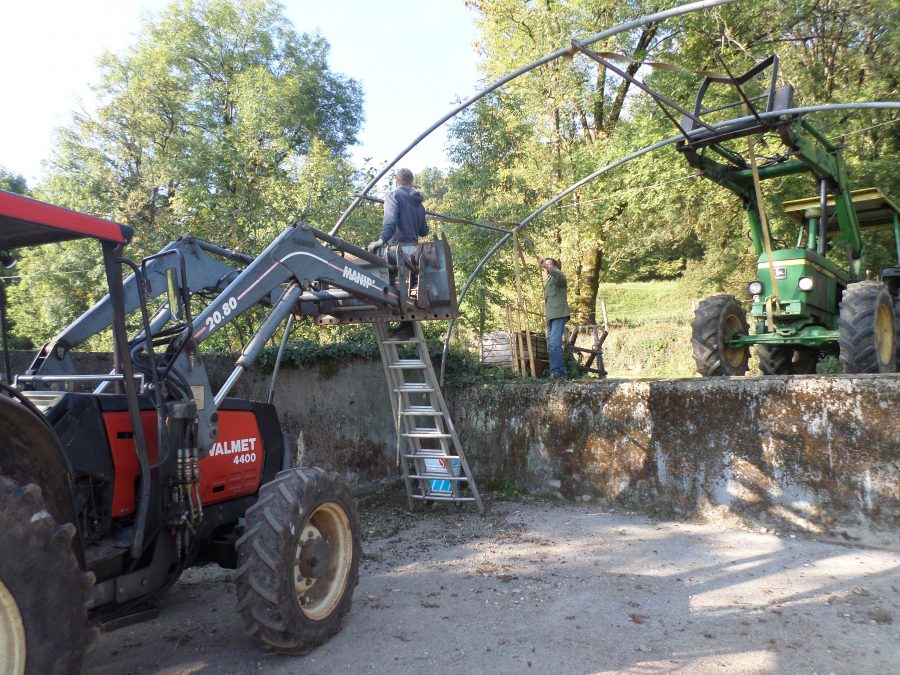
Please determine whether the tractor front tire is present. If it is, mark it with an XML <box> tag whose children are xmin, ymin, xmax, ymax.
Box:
<box><xmin>757</xmin><ymin>345</ymin><xmax>817</xmax><ymax>375</ymax></box>
<box><xmin>0</xmin><ymin>475</ymin><xmax>91</xmax><ymax>675</ymax></box>
<box><xmin>838</xmin><ymin>281</ymin><xmax>896</xmax><ymax>373</ymax></box>
<box><xmin>235</xmin><ymin>467</ymin><xmax>361</xmax><ymax>654</ymax></box>
<box><xmin>691</xmin><ymin>295</ymin><xmax>750</xmax><ymax>376</ymax></box>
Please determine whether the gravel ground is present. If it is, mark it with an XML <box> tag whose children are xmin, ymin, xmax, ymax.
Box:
<box><xmin>84</xmin><ymin>487</ymin><xmax>900</xmax><ymax>674</ymax></box>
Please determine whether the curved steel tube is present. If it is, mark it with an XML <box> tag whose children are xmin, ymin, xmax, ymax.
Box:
<box><xmin>329</xmin><ymin>0</ymin><xmax>741</xmax><ymax>236</ymax></box>
<box><xmin>439</xmin><ymin>101</ymin><xmax>900</xmax><ymax>382</ymax></box>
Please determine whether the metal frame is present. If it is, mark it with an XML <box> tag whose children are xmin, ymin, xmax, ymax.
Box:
<box><xmin>294</xmin><ymin>0</ymin><xmax>896</xmax><ymax>383</ymax></box>
<box><xmin>328</xmin><ymin>0</ymin><xmax>741</xmax><ymax>236</ymax></box>
<box><xmin>435</xmin><ymin>101</ymin><xmax>900</xmax><ymax>383</ymax></box>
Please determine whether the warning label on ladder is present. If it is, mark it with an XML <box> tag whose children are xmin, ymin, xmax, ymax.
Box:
<box><xmin>425</xmin><ymin>457</ymin><xmax>461</xmax><ymax>493</ymax></box>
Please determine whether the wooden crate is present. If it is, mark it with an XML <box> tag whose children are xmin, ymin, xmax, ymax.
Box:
<box><xmin>482</xmin><ymin>331</ymin><xmax>548</xmax><ymax>377</ymax></box>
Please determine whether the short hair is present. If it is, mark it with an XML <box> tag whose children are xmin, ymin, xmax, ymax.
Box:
<box><xmin>396</xmin><ymin>168</ymin><xmax>414</xmax><ymax>186</ymax></box>
<box><xmin>542</xmin><ymin>257</ymin><xmax>560</xmax><ymax>268</ymax></box>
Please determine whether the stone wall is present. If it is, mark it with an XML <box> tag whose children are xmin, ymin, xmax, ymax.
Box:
<box><xmin>14</xmin><ymin>351</ymin><xmax>899</xmax><ymax>548</ymax></box>
<box><xmin>446</xmin><ymin>376</ymin><xmax>900</xmax><ymax>549</ymax></box>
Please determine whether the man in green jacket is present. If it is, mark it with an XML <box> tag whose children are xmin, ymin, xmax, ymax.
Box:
<box><xmin>539</xmin><ymin>257</ymin><xmax>570</xmax><ymax>379</ymax></box>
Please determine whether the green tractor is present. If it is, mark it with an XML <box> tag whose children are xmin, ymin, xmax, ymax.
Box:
<box><xmin>676</xmin><ymin>56</ymin><xmax>899</xmax><ymax>376</ymax></box>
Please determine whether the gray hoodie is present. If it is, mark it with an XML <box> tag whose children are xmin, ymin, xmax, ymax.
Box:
<box><xmin>380</xmin><ymin>186</ymin><xmax>429</xmax><ymax>243</ymax></box>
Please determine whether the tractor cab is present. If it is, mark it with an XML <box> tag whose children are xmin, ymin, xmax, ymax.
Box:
<box><xmin>0</xmin><ymin>190</ymin><xmax>134</xmax><ymax>385</ymax></box>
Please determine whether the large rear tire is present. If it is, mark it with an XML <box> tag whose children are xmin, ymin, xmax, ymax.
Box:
<box><xmin>235</xmin><ymin>467</ymin><xmax>361</xmax><ymax>654</ymax></box>
<box><xmin>757</xmin><ymin>344</ymin><xmax>817</xmax><ymax>375</ymax></box>
<box><xmin>838</xmin><ymin>281</ymin><xmax>896</xmax><ymax>373</ymax></box>
<box><xmin>0</xmin><ymin>475</ymin><xmax>91</xmax><ymax>675</ymax></box>
<box><xmin>691</xmin><ymin>295</ymin><xmax>750</xmax><ymax>376</ymax></box>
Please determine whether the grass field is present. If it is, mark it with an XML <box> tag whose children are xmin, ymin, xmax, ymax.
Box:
<box><xmin>597</xmin><ymin>280</ymin><xmax>696</xmax><ymax>325</ymax></box>
<box><xmin>589</xmin><ymin>280</ymin><xmax>698</xmax><ymax>378</ymax></box>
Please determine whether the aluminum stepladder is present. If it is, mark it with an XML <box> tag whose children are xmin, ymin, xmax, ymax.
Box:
<box><xmin>374</xmin><ymin>322</ymin><xmax>484</xmax><ymax>514</ymax></box>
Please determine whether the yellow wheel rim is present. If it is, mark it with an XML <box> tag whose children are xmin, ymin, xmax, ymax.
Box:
<box><xmin>293</xmin><ymin>502</ymin><xmax>353</xmax><ymax>621</ymax></box>
<box><xmin>723</xmin><ymin>313</ymin><xmax>746</xmax><ymax>368</ymax></box>
<box><xmin>0</xmin><ymin>580</ymin><xmax>26</xmax><ymax>675</ymax></box>
<box><xmin>875</xmin><ymin>303</ymin><xmax>893</xmax><ymax>366</ymax></box>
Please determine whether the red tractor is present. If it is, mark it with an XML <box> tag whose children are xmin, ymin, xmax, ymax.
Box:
<box><xmin>0</xmin><ymin>190</ymin><xmax>459</xmax><ymax>673</ymax></box>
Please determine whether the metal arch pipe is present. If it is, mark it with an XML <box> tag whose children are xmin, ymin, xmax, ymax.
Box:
<box><xmin>439</xmin><ymin>101</ymin><xmax>900</xmax><ymax>383</ymax></box>
<box><xmin>329</xmin><ymin>0</ymin><xmax>741</xmax><ymax>236</ymax></box>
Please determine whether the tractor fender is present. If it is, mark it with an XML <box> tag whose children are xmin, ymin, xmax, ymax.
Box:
<box><xmin>0</xmin><ymin>394</ymin><xmax>83</xmax><ymax>566</ymax></box>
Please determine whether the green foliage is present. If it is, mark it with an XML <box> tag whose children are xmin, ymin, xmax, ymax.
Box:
<box><xmin>7</xmin><ymin>239</ymin><xmax>106</xmax><ymax>346</ymax></box>
<box><xmin>598</xmin><ymin>281</ymin><xmax>695</xmax><ymax>325</ymax></box>
<box><xmin>257</xmin><ymin>324</ymin><xmax>379</xmax><ymax>371</ymax></box>
<box><xmin>443</xmin><ymin>0</ymin><xmax>899</xmax><ymax>353</ymax></box>
<box><xmin>0</xmin><ymin>168</ymin><xmax>29</xmax><ymax>195</ymax></box>
<box><xmin>7</xmin><ymin>0</ymin><xmax>898</xmax><ymax>367</ymax></box>
<box><xmin>10</xmin><ymin>0</ymin><xmax>366</xmax><ymax>349</ymax></box>
<box><xmin>253</xmin><ymin>320</ymin><xmax>525</xmax><ymax>387</ymax></box>
<box><xmin>816</xmin><ymin>355</ymin><xmax>842</xmax><ymax>375</ymax></box>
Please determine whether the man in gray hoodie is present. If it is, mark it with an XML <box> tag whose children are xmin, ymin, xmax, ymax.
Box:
<box><xmin>367</xmin><ymin>169</ymin><xmax>429</xmax><ymax>339</ymax></box>
<box><xmin>367</xmin><ymin>168</ymin><xmax>429</xmax><ymax>250</ymax></box>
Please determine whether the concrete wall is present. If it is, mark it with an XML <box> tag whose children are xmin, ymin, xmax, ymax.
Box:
<box><xmin>447</xmin><ymin>376</ymin><xmax>900</xmax><ymax>549</ymax></box>
<box><xmin>14</xmin><ymin>351</ymin><xmax>898</xmax><ymax>548</ymax></box>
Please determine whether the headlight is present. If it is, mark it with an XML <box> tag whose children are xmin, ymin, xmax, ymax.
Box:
<box><xmin>798</xmin><ymin>277</ymin><xmax>814</xmax><ymax>291</ymax></box>
<box><xmin>748</xmin><ymin>281</ymin><xmax>763</xmax><ymax>295</ymax></box>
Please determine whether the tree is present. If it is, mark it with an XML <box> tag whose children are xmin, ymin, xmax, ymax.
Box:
<box><xmin>0</xmin><ymin>168</ymin><xmax>29</xmax><ymax>195</ymax></box>
<box><xmin>450</xmin><ymin>0</ymin><xmax>899</xmax><ymax>333</ymax></box>
<box><xmin>11</xmin><ymin>0</ymin><xmax>365</xmax><ymax>348</ymax></box>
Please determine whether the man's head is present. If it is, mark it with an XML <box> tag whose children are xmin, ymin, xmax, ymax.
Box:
<box><xmin>540</xmin><ymin>257</ymin><xmax>560</xmax><ymax>270</ymax></box>
<box><xmin>396</xmin><ymin>168</ymin><xmax>414</xmax><ymax>187</ymax></box>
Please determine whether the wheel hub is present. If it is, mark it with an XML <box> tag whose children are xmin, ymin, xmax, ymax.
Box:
<box><xmin>0</xmin><ymin>579</ymin><xmax>26</xmax><ymax>675</ymax></box>
<box><xmin>723</xmin><ymin>314</ymin><xmax>746</xmax><ymax>368</ymax></box>
<box><xmin>875</xmin><ymin>303</ymin><xmax>893</xmax><ymax>366</ymax></box>
<box><xmin>292</xmin><ymin>502</ymin><xmax>353</xmax><ymax>621</ymax></box>
<box><xmin>297</xmin><ymin>534</ymin><xmax>331</xmax><ymax>579</ymax></box>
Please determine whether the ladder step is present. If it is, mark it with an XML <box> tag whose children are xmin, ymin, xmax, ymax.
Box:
<box><xmin>400</xmin><ymin>407</ymin><xmax>441</xmax><ymax>416</ymax></box>
<box><xmin>404</xmin><ymin>453</ymin><xmax>458</xmax><ymax>460</ymax></box>
<box><xmin>394</xmin><ymin>383</ymin><xmax>434</xmax><ymax>393</ymax></box>
<box><xmin>381</xmin><ymin>338</ymin><xmax>422</xmax><ymax>344</ymax></box>
<box><xmin>401</xmin><ymin>430</ymin><xmax>451</xmax><ymax>439</ymax></box>
<box><xmin>408</xmin><ymin>473</ymin><xmax>470</xmax><ymax>482</ymax></box>
<box><xmin>388</xmin><ymin>360</ymin><xmax>426</xmax><ymax>369</ymax></box>
<box><xmin>410</xmin><ymin>494</ymin><xmax>476</xmax><ymax>502</ymax></box>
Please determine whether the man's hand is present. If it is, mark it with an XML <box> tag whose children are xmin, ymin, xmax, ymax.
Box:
<box><xmin>366</xmin><ymin>238</ymin><xmax>384</xmax><ymax>252</ymax></box>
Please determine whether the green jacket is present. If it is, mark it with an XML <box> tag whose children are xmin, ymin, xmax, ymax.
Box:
<box><xmin>543</xmin><ymin>266</ymin><xmax>570</xmax><ymax>320</ymax></box>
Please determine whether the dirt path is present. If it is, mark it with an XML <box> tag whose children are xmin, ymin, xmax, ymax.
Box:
<box><xmin>84</xmin><ymin>488</ymin><xmax>899</xmax><ymax>674</ymax></box>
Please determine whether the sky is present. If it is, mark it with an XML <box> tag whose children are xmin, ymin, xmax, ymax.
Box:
<box><xmin>0</xmin><ymin>0</ymin><xmax>483</xmax><ymax>186</ymax></box>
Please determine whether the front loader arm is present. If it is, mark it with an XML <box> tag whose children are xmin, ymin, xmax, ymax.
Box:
<box><xmin>156</xmin><ymin>223</ymin><xmax>399</xmax><ymax>455</ymax></box>
<box><xmin>189</xmin><ymin>223</ymin><xmax>398</xmax><ymax>345</ymax></box>
<box><xmin>29</xmin><ymin>237</ymin><xmax>251</xmax><ymax>378</ymax></box>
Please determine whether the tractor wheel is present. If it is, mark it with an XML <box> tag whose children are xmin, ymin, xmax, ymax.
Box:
<box><xmin>757</xmin><ymin>345</ymin><xmax>817</xmax><ymax>375</ymax></box>
<box><xmin>0</xmin><ymin>475</ymin><xmax>91</xmax><ymax>675</ymax></box>
<box><xmin>235</xmin><ymin>467</ymin><xmax>361</xmax><ymax>654</ymax></box>
<box><xmin>838</xmin><ymin>281</ymin><xmax>897</xmax><ymax>373</ymax></box>
<box><xmin>691</xmin><ymin>295</ymin><xmax>750</xmax><ymax>376</ymax></box>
